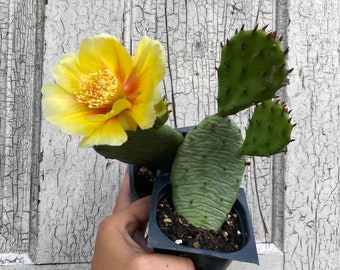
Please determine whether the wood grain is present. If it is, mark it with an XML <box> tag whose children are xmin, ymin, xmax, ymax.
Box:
<box><xmin>0</xmin><ymin>0</ymin><xmax>44</xmax><ymax>253</ymax></box>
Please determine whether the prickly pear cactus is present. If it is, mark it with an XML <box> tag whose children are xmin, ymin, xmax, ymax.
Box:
<box><xmin>218</xmin><ymin>26</ymin><xmax>289</xmax><ymax>116</ymax></box>
<box><xmin>240</xmin><ymin>100</ymin><xmax>294</xmax><ymax>156</ymax></box>
<box><xmin>171</xmin><ymin>115</ymin><xmax>246</xmax><ymax>231</ymax></box>
<box><xmin>94</xmin><ymin>125</ymin><xmax>183</xmax><ymax>172</ymax></box>
<box><xmin>171</xmin><ymin>25</ymin><xmax>294</xmax><ymax>231</ymax></box>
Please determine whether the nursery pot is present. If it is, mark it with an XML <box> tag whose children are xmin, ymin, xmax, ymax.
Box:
<box><xmin>146</xmin><ymin>172</ymin><xmax>259</xmax><ymax>270</ymax></box>
<box><xmin>128</xmin><ymin>164</ymin><xmax>146</xmax><ymax>202</ymax></box>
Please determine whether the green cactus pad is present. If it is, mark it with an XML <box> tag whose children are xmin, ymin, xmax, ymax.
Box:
<box><xmin>218</xmin><ymin>28</ymin><xmax>288</xmax><ymax>116</ymax></box>
<box><xmin>240</xmin><ymin>100</ymin><xmax>294</xmax><ymax>156</ymax></box>
<box><xmin>93</xmin><ymin>126</ymin><xmax>183</xmax><ymax>172</ymax></box>
<box><xmin>171</xmin><ymin>115</ymin><xmax>246</xmax><ymax>231</ymax></box>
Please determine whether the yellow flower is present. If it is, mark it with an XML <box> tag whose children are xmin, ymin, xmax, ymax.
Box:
<box><xmin>42</xmin><ymin>34</ymin><xmax>166</xmax><ymax>147</ymax></box>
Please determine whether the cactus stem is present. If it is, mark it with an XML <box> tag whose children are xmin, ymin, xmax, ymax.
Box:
<box><xmin>253</xmin><ymin>23</ymin><xmax>259</xmax><ymax>32</ymax></box>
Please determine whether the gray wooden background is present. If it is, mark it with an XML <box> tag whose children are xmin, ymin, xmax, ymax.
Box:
<box><xmin>0</xmin><ymin>0</ymin><xmax>339</xmax><ymax>269</ymax></box>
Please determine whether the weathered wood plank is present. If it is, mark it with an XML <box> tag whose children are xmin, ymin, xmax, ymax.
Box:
<box><xmin>0</xmin><ymin>0</ymin><xmax>44</xmax><ymax>253</ymax></box>
<box><xmin>34</xmin><ymin>0</ymin><xmax>129</xmax><ymax>263</ymax></box>
<box><xmin>285</xmin><ymin>0</ymin><xmax>340</xmax><ymax>269</ymax></box>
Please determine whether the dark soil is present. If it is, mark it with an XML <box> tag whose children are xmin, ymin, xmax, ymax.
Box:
<box><xmin>156</xmin><ymin>193</ymin><xmax>243</xmax><ymax>253</ymax></box>
<box><xmin>134</xmin><ymin>166</ymin><xmax>156</xmax><ymax>197</ymax></box>
<box><xmin>133</xmin><ymin>166</ymin><xmax>243</xmax><ymax>253</ymax></box>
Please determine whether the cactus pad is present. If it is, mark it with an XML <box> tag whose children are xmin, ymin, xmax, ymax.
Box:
<box><xmin>94</xmin><ymin>126</ymin><xmax>183</xmax><ymax>172</ymax></box>
<box><xmin>218</xmin><ymin>27</ymin><xmax>288</xmax><ymax>116</ymax></box>
<box><xmin>171</xmin><ymin>115</ymin><xmax>246</xmax><ymax>231</ymax></box>
<box><xmin>240</xmin><ymin>100</ymin><xmax>294</xmax><ymax>156</ymax></box>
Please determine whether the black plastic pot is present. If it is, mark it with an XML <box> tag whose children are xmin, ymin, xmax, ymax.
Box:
<box><xmin>128</xmin><ymin>164</ymin><xmax>143</xmax><ymax>202</ymax></box>
<box><xmin>147</xmin><ymin>172</ymin><xmax>259</xmax><ymax>270</ymax></box>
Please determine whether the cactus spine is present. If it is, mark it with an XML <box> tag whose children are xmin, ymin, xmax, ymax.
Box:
<box><xmin>171</xmin><ymin>25</ymin><xmax>295</xmax><ymax>231</ymax></box>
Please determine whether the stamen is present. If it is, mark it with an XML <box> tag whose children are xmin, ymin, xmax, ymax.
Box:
<box><xmin>77</xmin><ymin>69</ymin><xmax>123</xmax><ymax>108</ymax></box>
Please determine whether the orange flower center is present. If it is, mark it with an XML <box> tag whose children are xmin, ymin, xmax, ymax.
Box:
<box><xmin>77</xmin><ymin>69</ymin><xmax>123</xmax><ymax>108</ymax></box>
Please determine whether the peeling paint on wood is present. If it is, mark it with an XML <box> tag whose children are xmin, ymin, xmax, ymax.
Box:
<box><xmin>285</xmin><ymin>0</ymin><xmax>340</xmax><ymax>269</ymax></box>
<box><xmin>0</xmin><ymin>0</ymin><xmax>44</xmax><ymax>253</ymax></box>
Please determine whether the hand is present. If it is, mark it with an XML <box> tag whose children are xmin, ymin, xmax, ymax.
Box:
<box><xmin>91</xmin><ymin>168</ymin><xmax>195</xmax><ymax>270</ymax></box>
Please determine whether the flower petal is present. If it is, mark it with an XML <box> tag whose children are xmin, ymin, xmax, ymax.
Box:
<box><xmin>79</xmin><ymin>37</ymin><xmax>106</xmax><ymax>73</ymax></box>
<box><xmin>51</xmin><ymin>53</ymin><xmax>84</xmax><ymax>94</ymax></box>
<box><xmin>79</xmin><ymin>34</ymin><xmax>133</xmax><ymax>77</ymax></box>
<box><xmin>86</xmin><ymin>98</ymin><xmax>131</xmax><ymax>122</ymax></box>
<box><xmin>79</xmin><ymin>117</ymin><xmax>127</xmax><ymax>147</ymax></box>
<box><xmin>124</xmin><ymin>36</ymin><xmax>166</xmax><ymax>96</ymax></box>
<box><xmin>128</xmin><ymin>102</ymin><xmax>156</xmax><ymax>129</ymax></box>
<box><xmin>118</xmin><ymin>111</ymin><xmax>138</xmax><ymax>131</ymax></box>
<box><xmin>91</xmin><ymin>34</ymin><xmax>133</xmax><ymax>82</ymax></box>
<box><xmin>42</xmin><ymin>83</ymin><xmax>98</xmax><ymax>135</ymax></box>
